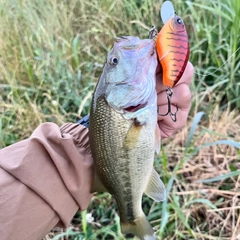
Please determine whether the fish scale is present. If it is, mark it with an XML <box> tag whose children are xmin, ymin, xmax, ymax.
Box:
<box><xmin>90</xmin><ymin>96</ymin><xmax>153</xmax><ymax>222</ymax></box>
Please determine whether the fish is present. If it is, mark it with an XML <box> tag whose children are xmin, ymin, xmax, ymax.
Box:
<box><xmin>89</xmin><ymin>36</ymin><xmax>166</xmax><ymax>240</ymax></box>
<box><xmin>156</xmin><ymin>15</ymin><xmax>190</xmax><ymax>88</ymax></box>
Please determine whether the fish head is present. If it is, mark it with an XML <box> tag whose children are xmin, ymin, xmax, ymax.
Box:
<box><xmin>99</xmin><ymin>36</ymin><xmax>158</xmax><ymax>116</ymax></box>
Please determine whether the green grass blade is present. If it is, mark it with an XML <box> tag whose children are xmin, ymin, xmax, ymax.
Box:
<box><xmin>171</xmin><ymin>195</ymin><xmax>195</xmax><ymax>237</ymax></box>
<box><xmin>185</xmin><ymin>112</ymin><xmax>205</xmax><ymax>149</ymax></box>
<box><xmin>186</xmin><ymin>198</ymin><xmax>217</xmax><ymax>209</ymax></box>
<box><xmin>200</xmin><ymin>140</ymin><xmax>240</xmax><ymax>149</ymax></box>
<box><xmin>186</xmin><ymin>1</ymin><xmax>233</xmax><ymax>22</ymax></box>
<box><xmin>198</xmin><ymin>170</ymin><xmax>240</xmax><ymax>183</ymax></box>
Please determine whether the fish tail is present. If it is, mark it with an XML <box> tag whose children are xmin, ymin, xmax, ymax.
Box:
<box><xmin>121</xmin><ymin>215</ymin><xmax>156</xmax><ymax>240</ymax></box>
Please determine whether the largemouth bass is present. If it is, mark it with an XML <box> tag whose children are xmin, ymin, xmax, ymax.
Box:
<box><xmin>89</xmin><ymin>36</ymin><xmax>166</xmax><ymax>240</ymax></box>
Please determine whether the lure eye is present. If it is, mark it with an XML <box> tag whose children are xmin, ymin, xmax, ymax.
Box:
<box><xmin>109</xmin><ymin>56</ymin><xmax>119</xmax><ymax>66</ymax></box>
<box><xmin>173</xmin><ymin>16</ymin><xmax>185</xmax><ymax>31</ymax></box>
<box><xmin>176</xmin><ymin>17</ymin><xmax>183</xmax><ymax>25</ymax></box>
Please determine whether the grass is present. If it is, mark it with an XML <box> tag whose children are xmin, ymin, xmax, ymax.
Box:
<box><xmin>185</xmin><ymin>0</ymin><xmax>240</xmax><ymax>113</ymax></box>
<box><xmin>0</xmin><ymin>0</ymin><xmax>240</xmax><ymax>239</ymax></box>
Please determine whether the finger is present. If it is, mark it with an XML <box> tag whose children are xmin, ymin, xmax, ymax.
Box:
<box><xmin>156</xmin><ymin>61</ymin><xmax>194</xmax><ymax>94</ymax></box>
<box><xmin>158</xmin><ymin>107</ymin><xmax>190</xmax><ymax>138</ymax></box>
<box><xmin>176</xmin><ymin>61</ymin><xmax>194</xmax><ymax>87</ymax></box>
<box><xmin>157</xmin><ymin>83</ymin><xmax>192</xmax><ymax>110</ymax></box>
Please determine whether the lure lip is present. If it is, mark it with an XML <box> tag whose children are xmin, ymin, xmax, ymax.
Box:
<box><xmin>160</xmin><ymin>0</ymin><xmax>175</xmax><ymax>24</ymax></box>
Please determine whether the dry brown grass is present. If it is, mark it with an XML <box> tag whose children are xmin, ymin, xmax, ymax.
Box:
<box><xmin>162</xmin><ymin>108</ymin><xmax>240</xmax><ymax>240</ymax></box>
<box><xmin>43</xmin><ymin>108</ymin><xmax>240</xmax><ymax>240</ymax></box>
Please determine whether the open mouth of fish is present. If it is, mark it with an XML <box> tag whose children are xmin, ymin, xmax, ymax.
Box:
<box><xmin>124</xmin><ymin>102</ymin><xmax>148</xmax><ymax>112</ymax></box>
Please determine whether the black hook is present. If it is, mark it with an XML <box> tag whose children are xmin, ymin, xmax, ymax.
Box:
<box><xmin>149</xmin><ymin>25</ymin><xmax>158</xmax><ymax>39</ymax></box>
<box><xmin>158</xmin><ymin>87</ymin><xmax>178</xmax><ymax>122</ymax></box>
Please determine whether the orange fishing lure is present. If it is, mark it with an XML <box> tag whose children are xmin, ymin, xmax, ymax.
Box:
<box><xmin>156</xmin><ymin>15</ymin><xmax>189</xmax><ymax>88</ymax></box>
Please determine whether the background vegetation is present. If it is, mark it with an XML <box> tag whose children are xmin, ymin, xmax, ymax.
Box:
<box><xmin>0</xmin><ymin>0</ymin><xmax>240</xmax><ymax>239</ymax></box>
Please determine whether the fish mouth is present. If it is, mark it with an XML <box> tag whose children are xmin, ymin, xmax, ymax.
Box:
<box><xmin>124</xmin><ymin>102</ymin><xmax>148</xmax><ymax>112</ymax></box>
<box><xmin>148</xmin><ymin>41</ymin><xmax>156</xmax><ymax>57</ymax></box>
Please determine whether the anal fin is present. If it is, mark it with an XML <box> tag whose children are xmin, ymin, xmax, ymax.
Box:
<box><xmin>144</xmin><ymin>168</ymin><xmax>166</xmax><ymax>202</ymax></box>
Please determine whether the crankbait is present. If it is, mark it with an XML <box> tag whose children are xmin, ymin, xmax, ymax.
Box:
<box><xmin>150</xmin><ymin>1</ymin><xmax>190</xmax><ymax>122</ymax></box>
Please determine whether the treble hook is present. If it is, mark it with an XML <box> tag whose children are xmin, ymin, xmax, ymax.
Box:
<box><xmin>158</xmin><ymin>87</ymin><xmax>178</xmax><ymax>122</ymax></box>
<box><xmin>148</xmin><ymin>25</ymin><xmax>158</xmax><ymax>39</ymax></box>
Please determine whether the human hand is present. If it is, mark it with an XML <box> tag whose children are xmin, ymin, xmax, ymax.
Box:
<box><xmin>156</xmin><ymin>62</ymin><xmax>194</xmax><ymax>139</ymax></box>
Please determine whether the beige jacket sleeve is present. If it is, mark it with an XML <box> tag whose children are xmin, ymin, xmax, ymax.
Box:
<box><xmin>0</xmin><ymin>122</ymin><xmax>94</xmax><ymax>240</ymax></box>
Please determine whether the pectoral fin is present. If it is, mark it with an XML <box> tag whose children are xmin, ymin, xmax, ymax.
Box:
<box><xmin>91</xmin><ymin>170</ymin><xmax>108</xmax><ymax>193</ymax></box>
<box><xmin>144</xmin><ymin>168</ymin><xmax>166</xmax><ymax>202</ymax></box>
<box><xmin>123</xmin><ymin>122</ymin><xmax>143</xmax><ymax>150</ymax></box>
<box><xmin>155</xmin><ymin>124</ymin><xmax>161</xmax><ymax>154</ymax></box>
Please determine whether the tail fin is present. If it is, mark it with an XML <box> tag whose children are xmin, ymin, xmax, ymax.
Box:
<box><xmin>121</xmin><ymin>215</ymin><xmax>156</xmax><ymax>240</ymax></box>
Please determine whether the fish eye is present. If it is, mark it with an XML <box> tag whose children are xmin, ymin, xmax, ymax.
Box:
<box><xmin>110</xmin><ymin>56</ymin><xmax>119</xmax><ymax>66</ymax></box>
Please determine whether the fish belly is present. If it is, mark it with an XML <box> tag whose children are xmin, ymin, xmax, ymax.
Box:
<box><xmin>89</xmin><ymin>95</ymin><xmax>155</xmax><ymax>222</ymax></box>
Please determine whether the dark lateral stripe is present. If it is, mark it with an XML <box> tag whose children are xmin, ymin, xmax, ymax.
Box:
<box><xmin>169</xmin><ymin>50</ymin><xmax>186</xmax><ymax>55</ymax></box>
<box><xmin>170</xmin><ymin>74</ymin><xmax>178</xmax><ymax>77</ymax></box>
<box><xmin>166</xmin><ymin>37</ymin><xmax>188</xmax><ymax>43</ymax></box>
<box><xmin>171</xmin><ymin>58</ymin><xmax>184</xmax><ymax>62</ymax></box>
<box><xmin>167</xmin><ymin>45</ymin><xmax>189</xmax><ymax>50</ymax></box>
<box><xmin>167</xmin><ymin>32</ymin><xmax>188</xmax><ymax>38</ymax></box>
